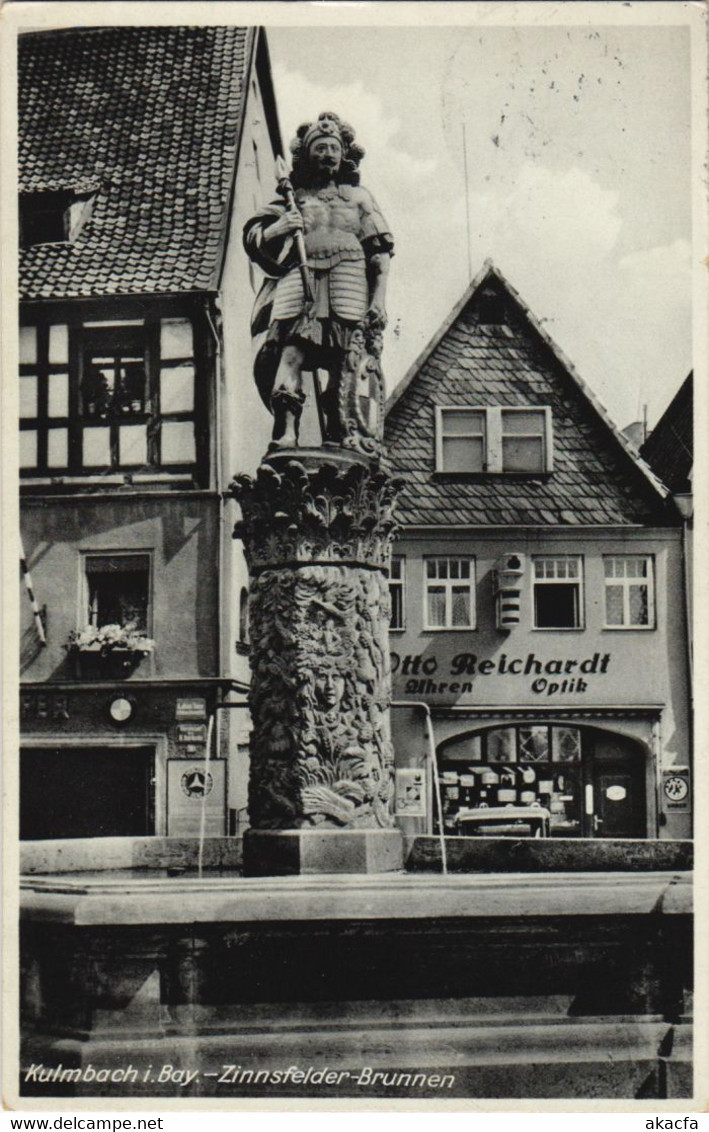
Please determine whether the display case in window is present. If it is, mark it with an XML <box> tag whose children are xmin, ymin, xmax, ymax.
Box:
<box><xmin>436</xmin><ymin>723</ymin><xmax>584</xmax><ymax>837</ymax></box>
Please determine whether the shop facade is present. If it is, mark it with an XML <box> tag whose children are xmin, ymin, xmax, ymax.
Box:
<box><xmin>385</xmin><ymin>265</ymin><xmax>691</xmax><ymax>843</ymax></box>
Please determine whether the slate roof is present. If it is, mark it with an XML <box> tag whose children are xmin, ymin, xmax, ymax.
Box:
<box><xmin>19</xmin><ymin>26</ymin><xmax>254</xmax><ymax>299</ymax></box>
<box><xmin>640</xmin><ymin>374</ymin><xmax>693</xmax><ymax>494</ymax></box>
<box><xmin>385</xmin><ymin>263</ymin><xmax>671</xmax><ymax>528</ymax></box>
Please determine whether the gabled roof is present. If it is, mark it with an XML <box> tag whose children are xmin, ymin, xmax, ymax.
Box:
<box><xmin>385</xmin><ymin>262</ymin><xmax>671</xmax><ymax>528</ymax></box>
<box><xmin>19</xmin><ymin>26</ymin><xmax>265</xmax><ymax>300</ymax></box>
<box><xmin>640</xmin><ymin>373</ymin><xmax>693</xmax><ymax>494</ymax></box>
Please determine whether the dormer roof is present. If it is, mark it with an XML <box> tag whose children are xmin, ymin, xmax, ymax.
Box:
<box><xmin>385</xmin><ymin>261</ymin><xmax>672</xmax><ymax>528</ymax></box>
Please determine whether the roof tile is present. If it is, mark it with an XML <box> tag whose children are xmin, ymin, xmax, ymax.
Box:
<box><xmin>19</xmin><ymin>26</ymin><xmax>251</xmax><ymax>299</ymax></box>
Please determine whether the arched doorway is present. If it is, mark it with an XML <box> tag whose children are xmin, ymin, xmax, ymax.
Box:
<box><xmin>436</xmin><ymin>722</ymin><xmax>648</xmax><ymax>838</ymax></box>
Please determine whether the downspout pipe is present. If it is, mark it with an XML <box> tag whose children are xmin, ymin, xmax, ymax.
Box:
<box><xmin>204</xmin><ymin>301</ymin><xmax>224</xmax><ymax>667</ymax></box>
<box><xmin>680</xmin><ymin>509</ymin><xmax>693</xmax><ymax>836</ymax></box>
<box><xmin>681</xmin><ymin>514</ymin><xmax>693</xmax><ymax>699</ymax></box>
<box><xmin>204</xmin><ymin>301</ymin><xmax>225</xmax><ymax>776</ymax></box>
<box><xmin>391</xmin><ymin>699</ymin><xmax>447</xmax><ymax>875</ymax></box>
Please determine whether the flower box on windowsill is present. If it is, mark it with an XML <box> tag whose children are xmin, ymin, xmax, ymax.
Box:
<box><xmin>66</xmin><ymin>625</ymin><xmax>155</xmax><ymax>680</ymax></box>
<box><xmin>72</xmin><ymin>646</ymin><xmax>143</xmax><ymax>680</ymax></box>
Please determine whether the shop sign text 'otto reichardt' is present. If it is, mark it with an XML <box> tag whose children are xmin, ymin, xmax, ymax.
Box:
<box><xmin>392</xmin><ymin>651</ymin><xmax>612</xmax><ymax>698</ymax></box>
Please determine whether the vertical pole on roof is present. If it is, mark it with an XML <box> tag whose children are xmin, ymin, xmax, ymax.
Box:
<box><xmin>462</xmin><ymin>121</ymin><xmax>472</xmax><ymax>283</ymax></box>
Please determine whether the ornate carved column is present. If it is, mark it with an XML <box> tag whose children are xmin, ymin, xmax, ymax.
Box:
<box><xmin>230</xmin><ymin>451</ymin><xmax>405</xmax><ymax>875</ymax></box>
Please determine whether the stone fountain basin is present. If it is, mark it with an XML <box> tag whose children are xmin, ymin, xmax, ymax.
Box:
<box><xmin>18</xmin><ymin>868</ymin><xmax>693</xmax><ymax>1099</ymax></box>
<box><xmin>21</xmin><ymin>868</ymin><xmax>691</xmax><ymax>926</ymax></box>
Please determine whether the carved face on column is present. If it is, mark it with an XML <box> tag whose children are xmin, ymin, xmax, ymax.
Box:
<box><xmin>314</xmin><ymin>669</ymin><xmax>346</xmax><ymax>711</ymax></box>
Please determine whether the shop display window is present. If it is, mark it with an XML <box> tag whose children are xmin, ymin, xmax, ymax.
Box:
<box><xmin>486</xmin><ymin>727</ymin><xmax>516</xmax><ymax>763</ymax></box>
<box><xmin>552</xmin><ymin>726</ymin><xmax>582</xmax><ymax>762</ymax></box>
<box><xmin>519</xmin><ymin>725</ymin><xmax>549</xmax><ymax>762</ymax></box>
<box><xmin>438</xmin><ymin>724</ymin><xmax>583</xmax><ymax>836</ymax></box>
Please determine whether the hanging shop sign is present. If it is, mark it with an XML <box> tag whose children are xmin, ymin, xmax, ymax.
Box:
<box><xmin>175</xmin><ymin>697</ymin><xmax>207</xmax><ymax>721</ymax></box>
<box><xmin>176</xmin><ymin>722</ymin><xmax>207</xmax><ymax>745</ymax></box>
<box><xmin>391</xmin><ymin>651</ymin><xmax>611</xmax><ymax>698</ymax></box>
<box><xmin>167</xmin><ymin>759</ymin><xmax>226</xmax><ymax>836</ymax></box>
<box><xmin>662</xmin><ymin>768</ymin><xmax>691</xmax><ymax>813</ymax></box>
<box><xmin>395</xmin><ymin>768</ymin><xmax>427</xmax><ymax>817</ymax></box>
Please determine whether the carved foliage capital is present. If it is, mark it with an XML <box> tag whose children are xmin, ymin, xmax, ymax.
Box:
<box><xmin>230</xmin><ymin>458</ymin><xmax>404</xmax><ymax>570</ymax></box>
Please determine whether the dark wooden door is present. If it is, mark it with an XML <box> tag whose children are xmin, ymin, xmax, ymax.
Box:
<box><xmin>595</xmin><ymin>770</ymin><xmax>644</xmax><ymax>838</ymax></box>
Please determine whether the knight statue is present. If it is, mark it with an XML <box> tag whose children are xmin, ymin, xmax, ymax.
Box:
<box><xmin>243</xmin><ymin>112</ymin><xmax>394</xmax><ymax>455</ymax></box>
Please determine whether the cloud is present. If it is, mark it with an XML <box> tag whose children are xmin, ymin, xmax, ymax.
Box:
<box><xmin>386</xmin><ymin>163</ymin><xmax>626</xmax><ymax>399</ymax></box>
<box><xmin>618</xmin><ymin>238</ymin><xmax>691</xmax><ymax>279</ymax></box>
<box><xmin>459</xmin><ymin>163</ymin><xmax>622</xmax><ymax>277</ymax></box>
<box><xmin>506</xmin><ymin>165</ymin><xmax>622</xmax><ymax>262</ymax></box>
<box><xmin>271</xmin><ymin>65</ymin><xmax>437</xmax><ymax>214</ymax></box>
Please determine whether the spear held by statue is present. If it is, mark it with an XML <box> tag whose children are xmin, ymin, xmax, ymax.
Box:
<box><xmin>275</xmin><ymin>155</ymin><xmax>314</xmax><ymax>305</ymax></box>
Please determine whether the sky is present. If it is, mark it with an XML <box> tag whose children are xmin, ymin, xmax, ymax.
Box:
<box><xmin>267</xmin><ymin>21</ymin><xmax>693</xmax><ymax>432</ymax></box>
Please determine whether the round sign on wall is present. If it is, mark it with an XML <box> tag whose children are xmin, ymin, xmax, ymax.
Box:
<box><xmin>663</xmin><ymin>775</ymin><xmax>689</xmax><ymax>803</ymax></box>
<box><xmin>180</xmin><ymin>769</ymin><xmax>213</xmax><ymax>799</ymax></box>
<box><xmin>108</xmin><ymin>696</ymin><xmax>133</xmax><ymax>723</ymax></box>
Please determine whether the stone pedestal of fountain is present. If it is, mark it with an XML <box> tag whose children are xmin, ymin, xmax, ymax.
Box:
<box><xmin>231</xmin><ymin>449</ymin><xmax>405</xmax><ymax>876</ymax></box>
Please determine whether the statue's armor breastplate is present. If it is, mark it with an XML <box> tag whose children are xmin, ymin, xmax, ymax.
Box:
<box><xmin>296</xmin><ymin>190</ymin><xmax>366</xmax><ymax>268</ymax></box>
<box><xmin>272</xmin><ymin>188</ymin><xmax>368</xmax><ymax>323</ymax></box>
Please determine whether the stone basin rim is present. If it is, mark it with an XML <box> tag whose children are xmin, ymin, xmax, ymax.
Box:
<box><xmin>21</xmin><ymin>868</ymin><xmax>692</xmax><ymax>896</ymax></box>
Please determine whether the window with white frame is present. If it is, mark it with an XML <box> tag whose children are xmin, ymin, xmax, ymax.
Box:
<box><xmin>436</xmin><ymin>409</ymin><xmax>486</xmax><ymax>473</ymax></box>
<box><xmin>425</xmin><ymin>557</ymin><xmax>475</xmax><ymax>629</ymax></box>
<box><xmin>533</xmin><ymin>556</ymin><xmax>584</xmax><ymax>629</ymax></box>
<box><xmin>435</xmin><ymin>406</ymin><xmax>552</xmax><ymax>474</ymax></box>
<box><xmin>603</xmin><ymin>556</ymin><xmax>654</xmax><ymax>628</ymax></box>
<box><xmin>501</xmin><ymin>409</ymin><xmax>548</xmax><ymax>473</ymax></box>
<box><xmin>20</xmin><ymin>316</ymin><xmax>198</xmax><ymax>477</ymax></box>
<box><xmin>83</xmin><ymin>553</ymin><xmax>151</xmax><ymax>633</ymax></box>
<box><xmin>389</xmin><ymin>556</ymin><xmax>405</xmax><ymax>630</ymax></box>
